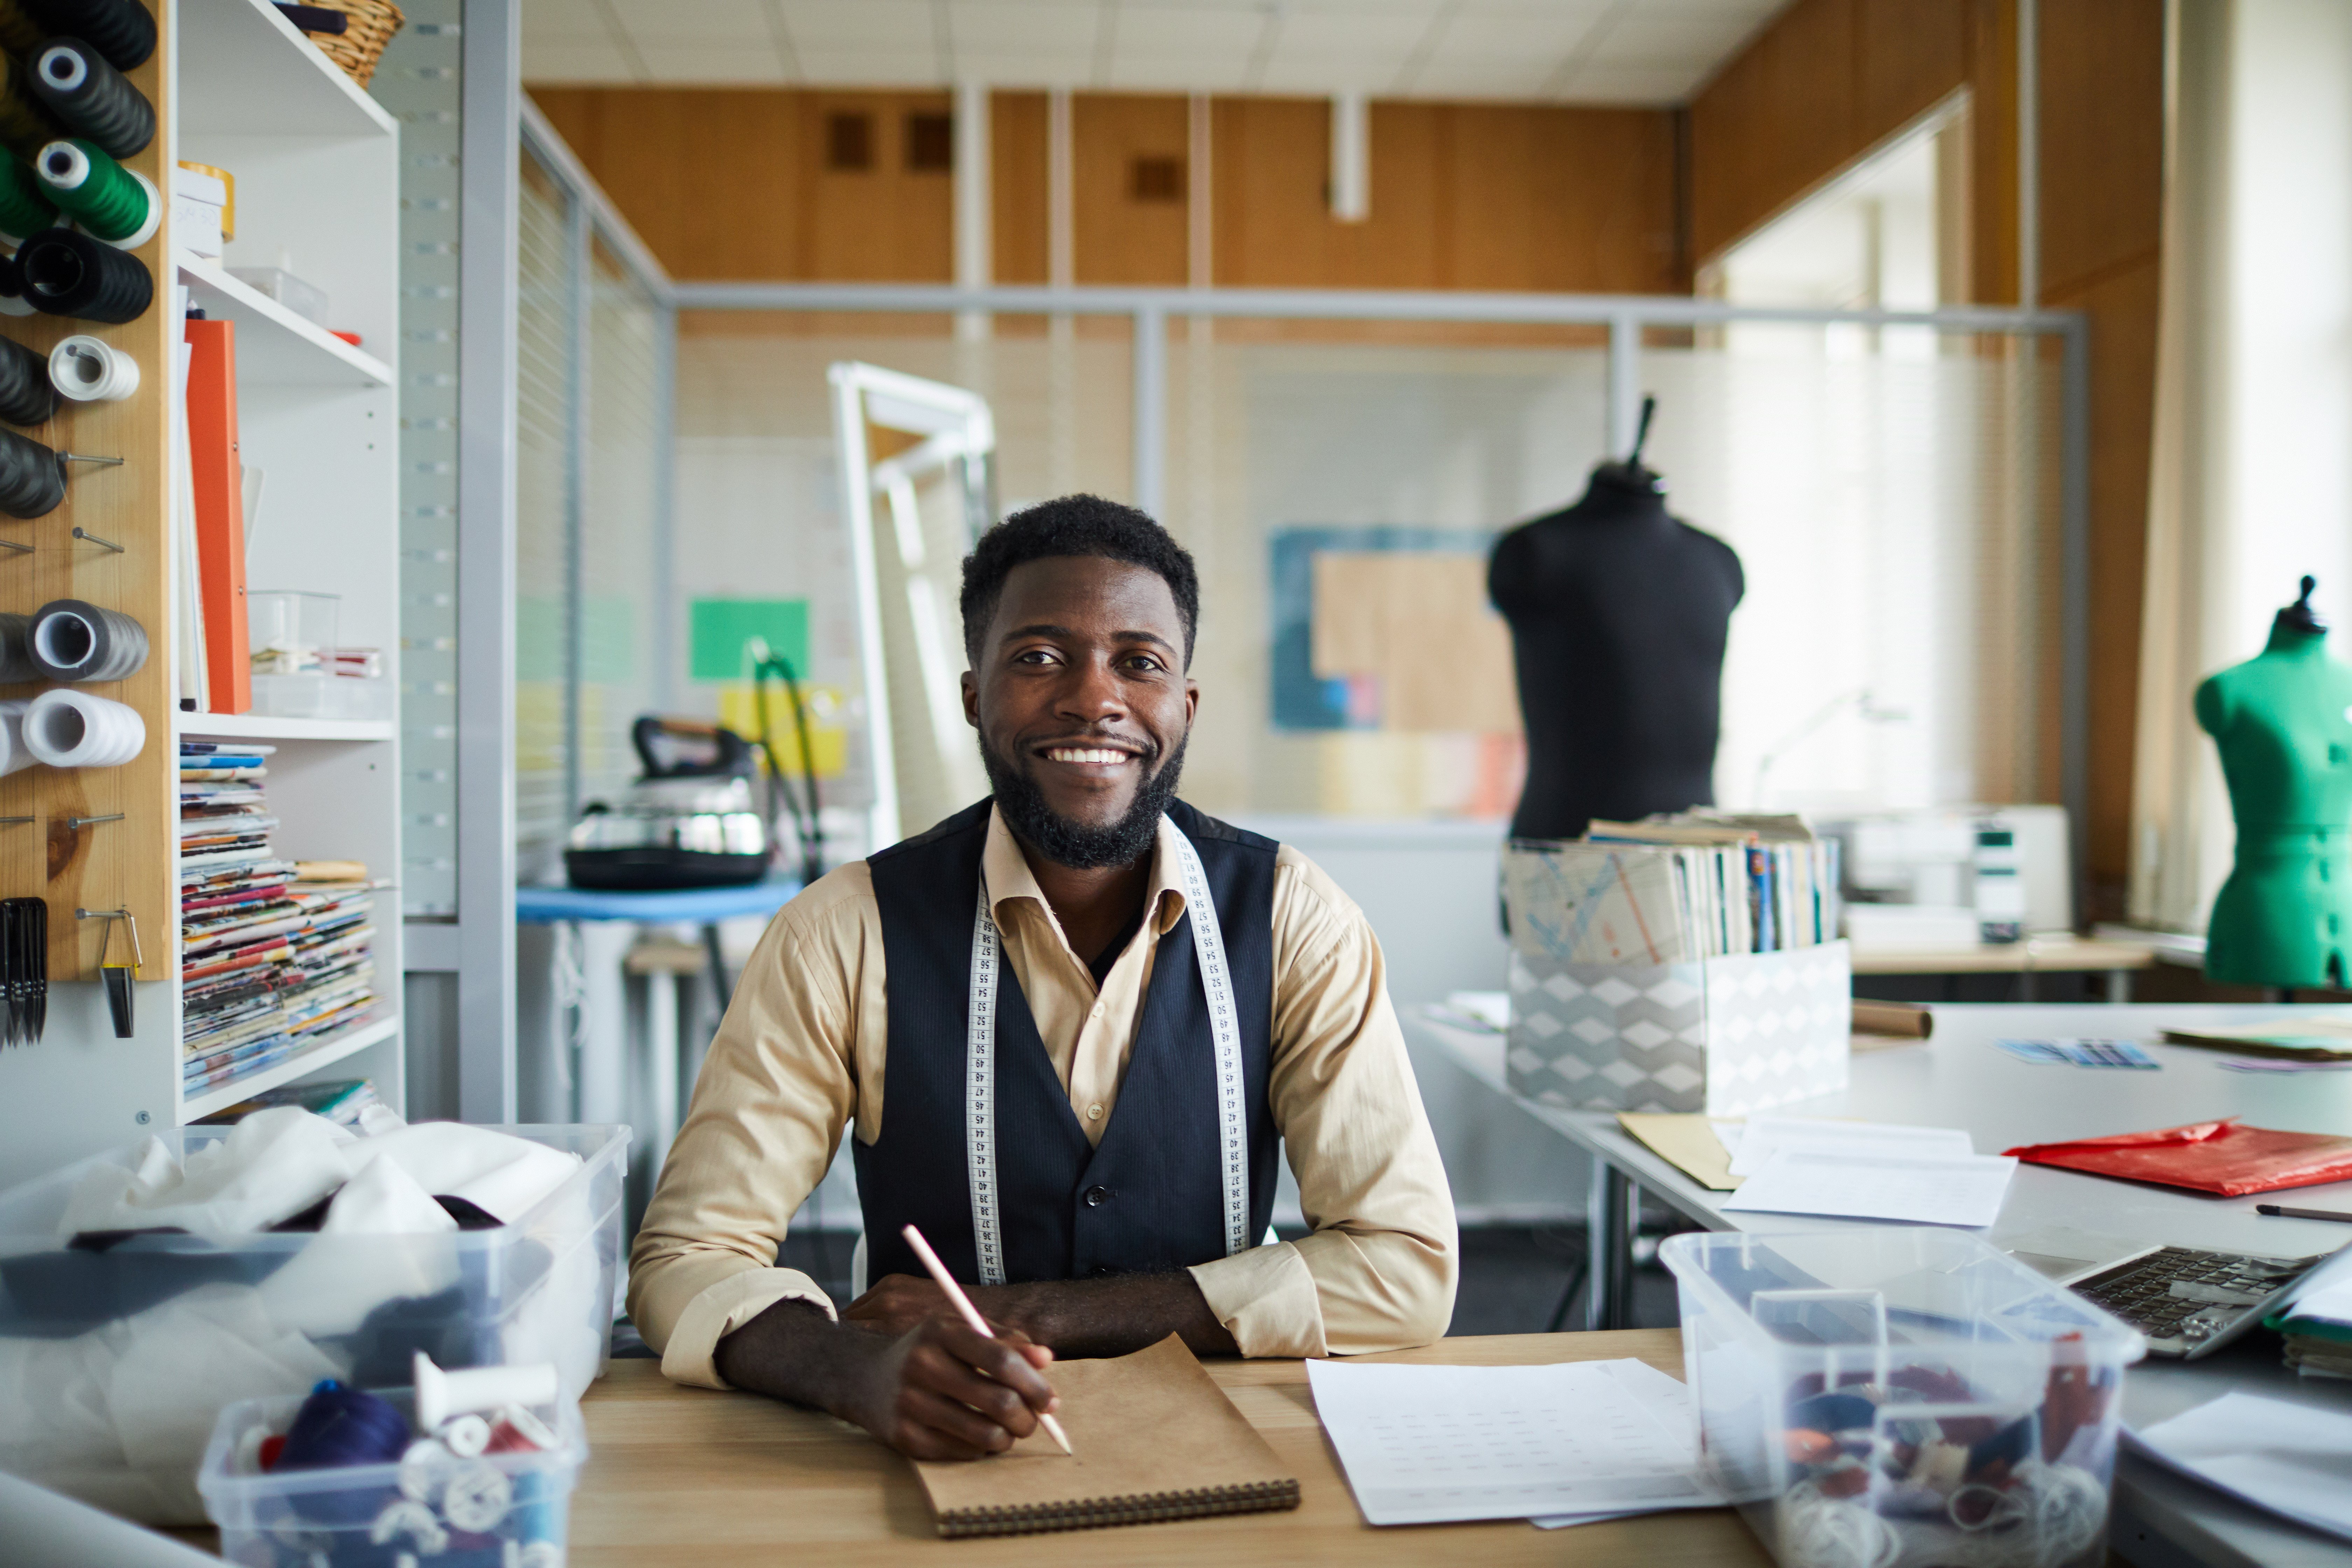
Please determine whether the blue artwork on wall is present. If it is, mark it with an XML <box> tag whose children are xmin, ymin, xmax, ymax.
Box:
<box><xmin>1268</xmin><ymin>526</ymin><xmax>1499</xmax><ymax>731</ymax></box>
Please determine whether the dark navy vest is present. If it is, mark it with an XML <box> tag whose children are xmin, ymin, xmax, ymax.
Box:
<box><xmin>853</xmin><ymin>798</ymin><xmax>1280</xmax><ymax>1288</ymax></box>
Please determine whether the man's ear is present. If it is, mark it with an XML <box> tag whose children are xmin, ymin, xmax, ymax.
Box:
<box><xmin>961</xmin><ymin>668</ymin><xmax>980</xmax><ymax>728</ymax></box>
<box><xmin>1184</xmin><ymin>676</ymin><xmax>1199</xmax><ymax>728</ymax></box>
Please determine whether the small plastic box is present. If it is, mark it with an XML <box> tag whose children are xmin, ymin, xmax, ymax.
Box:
<box><xmin>1660</xmin><ymin>1228</ymin><xmax>2144</xmax><ymax>1568</ymax></box>
<box><xmin>227</xmin><ymin>266</ymin><xmax>330</xmax><ymax>325</ymax></box>
<box><xmin>0</xmin><ymin>1125</ymin><xmax>625</xmax><ymax>1521</ymax></box>
<box><xmin>200</xmin><ymin>1387</ymin><xmax>586</xmax><ymax>1568</ymax></box>
<box><xmin>249</xmin><ymin>589</ymin><xmax>340</xmax><ymax>676</ymax></box>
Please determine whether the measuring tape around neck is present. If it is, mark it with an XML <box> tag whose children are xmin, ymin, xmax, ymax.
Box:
<box><xmin>963</xmin><ymin>820</ymin><xmax>1250</xmax><ymax>1285</ymax></box>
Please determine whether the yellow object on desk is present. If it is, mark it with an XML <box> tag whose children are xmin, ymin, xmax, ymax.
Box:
<box><xmin>566</xmin><ymin>1334</ymin><xmax>1768</xmax><ymax>1566</ymax></box>
<box><xmin>1617</xmin><ymin>1113</ymin><xmax>1741</xmax><ymax>1191</ymax></box>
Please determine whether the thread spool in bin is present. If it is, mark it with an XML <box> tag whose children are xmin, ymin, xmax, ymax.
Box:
<box><xmin>47</xmin><ymin>332</ymin><xmax>134</xmax><ymax>400</ymax></box>
<box><xmin>17</xmin><ymin>224</ymin><xmax>151</xmax><ymax>321</ymax></box>
<box><xmin>22</xmin><ymin>686</ymin><xmax>142</xmax><ymax>766</ymax></box>
<box><xmin>30</xmin><ymin>40</ymin><xmax>153</xmax><ymax>159</ymax></box>
<box><xmin>30</xmin><ymin>597</ymin><xmax>146</xmax><ymax>680</ymax></box>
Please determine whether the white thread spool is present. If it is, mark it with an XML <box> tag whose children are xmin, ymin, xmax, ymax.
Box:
<box><xmin>412</xmin><ymin>1351</ymin><xmax>561</xmax><ymax>1432</ymax></box>
<box><xmin>48</xmin><ymin>334</ymin><xmax>138</xmax><ymax>401</ymax></box>
<box><xmin>23</xmin><ymin>687</ymin><xmax>143</xmax><ymax>767</ymax></box>
<box><xmin>438</xmin><ymin>1412</ymin><xmax>491</xmax><ymax>1459</ymax></box>
<box><xmin>0</xmin><ymin>699</ymin><xmax>29</xmax><ymax>776</ymax></box>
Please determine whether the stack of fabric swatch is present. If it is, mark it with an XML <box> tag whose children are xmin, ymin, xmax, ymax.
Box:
<box><xmin>181</xmin><ymin>742</ymin><xmax>380</xmax><ymax>1096</ymax></box>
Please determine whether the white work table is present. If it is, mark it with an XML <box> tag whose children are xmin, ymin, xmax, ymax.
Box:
<box><xmin>1407</xmin><ymin>1003</ymin><xmax>2352</xmax><ymax>1568</ymax></box>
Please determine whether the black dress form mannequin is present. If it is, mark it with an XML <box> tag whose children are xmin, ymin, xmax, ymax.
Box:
<box><xmin>1490</xmin><ymin>402</ymin><xmax>1745</xmax><ymax>840</ymax></box>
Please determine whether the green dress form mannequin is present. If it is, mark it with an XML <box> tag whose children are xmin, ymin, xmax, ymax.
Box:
<box><xmin>2198</xmin><ymin>577</ymin><xmax>2352</xmax><ymax>988</ymax></box>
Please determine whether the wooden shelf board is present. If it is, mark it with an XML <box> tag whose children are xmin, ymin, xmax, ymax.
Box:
<box><xmin>177</xmin><ymin>0</ymin><xmax>399</xmax><ymax>141</ymax></box>
<box><xmin>177</xmin><ymin>712</ymin><xmax>395</xmax><ymax>742</ymax></box>
<box><xmin>178</xmin><ymin>1011</ymin><xmax>400</xmax><ymax>1122</ymax></box>
<box><xmin>178</xmin><ymin>257</ymin><xmax>393</xmax><ymax>388</ymax></box>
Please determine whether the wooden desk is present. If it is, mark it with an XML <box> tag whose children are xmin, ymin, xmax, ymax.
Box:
<box><xmin>569</xmin><ymin>1331</ymin><xmax>1771</xmax><ymax>1567</ymax></box>
<box><xmin>1849</xmin><ymin>936</ymin><xmax>2154</xmax><ymax>1000</ymax></box>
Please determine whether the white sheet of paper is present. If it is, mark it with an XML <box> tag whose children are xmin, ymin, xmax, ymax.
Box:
<box><xmin>1308</xmin><ymin>1357</ymin><xmax>1724</xmax><ymax>1527</ymax></box>
<box><xmin>1530</xmin><ymin>1361</ymin><xmax>1704</xmax><ymax>1529</ymax></box>
<box><xmin>1720</xmin><ymin>1148</ymin><xmax>2018</xmax><ymax>1227</ymax></box>
<box><xmin>2128</xmin><ymin>1392</ymin><xmax>2352</xmax><ymax>1542</ymax></box>
<box><xmin>1728</xmin><ymin>1115</ymin><xmax>1974</xmax><ymax>1176</ymax></box>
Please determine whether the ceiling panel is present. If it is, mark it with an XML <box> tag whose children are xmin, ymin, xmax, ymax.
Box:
<box><xmin>520</xmin><ymin>0</ymin><xmax>1792</xmax><ymax>104</ymax></box>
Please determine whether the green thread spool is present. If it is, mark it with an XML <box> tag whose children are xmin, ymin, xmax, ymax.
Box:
<box><xmin>33</xmin><ymin>137</ymin><xmax>154</xmax><ymax>248</ymax></box>
<box><xmin>0</xmin><ymin>155</ymin><xmax>56</xmax><ymax>244</ymax></box>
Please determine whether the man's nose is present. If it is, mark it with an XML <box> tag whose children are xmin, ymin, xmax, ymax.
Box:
<box><xmin>1054</xmin><ymin>656</ymin><xmax>1129</xmax><ymax>723</ymax></box>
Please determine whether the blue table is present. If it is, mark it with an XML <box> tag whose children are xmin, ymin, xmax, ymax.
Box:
<box><xmin>517</xmin><ymin>878</ymin><xmax>800</xmax><ymax>1161</ymax></box>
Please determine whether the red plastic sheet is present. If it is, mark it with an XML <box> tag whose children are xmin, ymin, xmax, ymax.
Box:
<box><xmin>2003</xmin><ymin>1118</ymin><xmax>2352</xmax><ymax>1197</ymax></box>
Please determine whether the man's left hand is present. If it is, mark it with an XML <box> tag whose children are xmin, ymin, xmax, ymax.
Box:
<box><xmin>844</xmin><ymin>1270</ymin><xmax>1239</xmax><ymax>1360</ymax></box>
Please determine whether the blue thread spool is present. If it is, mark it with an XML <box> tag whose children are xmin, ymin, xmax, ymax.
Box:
<box><xmin>275</xmin><ymin>1378</ymin><xmax>411</xmax><ymax>1526</ymax></box>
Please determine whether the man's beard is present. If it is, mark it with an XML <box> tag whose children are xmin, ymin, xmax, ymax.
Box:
<box><xmin>980</xmin><ymin>732</ymin><xmax>1188</xmax><ymax>870</ymax></box>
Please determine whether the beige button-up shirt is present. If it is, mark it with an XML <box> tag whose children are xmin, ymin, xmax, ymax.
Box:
<box><xmin>629</xmin><ymin>806</ymin><xmax>1458</xmax><ymax>1387</ymax></box>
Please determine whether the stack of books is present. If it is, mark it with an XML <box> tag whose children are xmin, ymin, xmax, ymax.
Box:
<box><xmin>1505</xmin><ymin>811</ymin><xmax>1842</xmax><ymax>966</ymax></box>
<box><xmin>180</xmin><ymin>742</ymin><xmax>381</xmax><ymax>1096</ymax></box>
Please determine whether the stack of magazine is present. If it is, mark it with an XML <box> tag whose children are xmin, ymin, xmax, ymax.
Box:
<box><xmin>1505</xmin><ymin>811</ymin><xmax>1841</xmax><ymax>966</ymax></box>
<box><xmin>180</xmin><ymin>742</ymin><xmax>380</xmax><ymax>1095</ymax></box>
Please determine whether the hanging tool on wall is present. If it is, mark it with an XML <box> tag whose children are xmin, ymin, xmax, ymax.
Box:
<box><xmin>1</xmin><ymin>895</ymin><xmax>44</xmax><ymax>1044</ymax></box>
<box><xmin>77</xmin><ymin>904</ymin><xmax>136</xmax><ymax>1036</ymax></box>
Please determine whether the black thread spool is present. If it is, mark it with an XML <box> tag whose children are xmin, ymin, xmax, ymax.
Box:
<box><xmin>0</xmin><ymin>611</ymin><xmax>34</xmax><ymax>682</ymax></box>
<box><xmin>30</xmin><ymin>597</ymin><xmax>146</xmax><ymax>680</ymax></box>
<box><xmin>17</xmin><ymin>0</ymin><xmax>155</xmax><ymax>73</ymax></box>
<box><xmin>30</xmin><ymin>42</ymin><xmax>152</xmax><ymax>159</ymax></box>
<box><xmin>0</xmin><ymin>335</ymin><xmax>57</xmax><ymax>427</ymax></box>
<box><xmin>0</xmin><ymin>427</ymin><xmax>63</xmax><ymax>517</ymax></box>
<box><xmin>16</xmin><ymin>226</ymin><xmax>148</xmax><ymax>323</ymax></box>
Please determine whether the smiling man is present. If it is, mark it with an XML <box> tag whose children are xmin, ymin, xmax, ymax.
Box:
<box><xmin>629</xmin><ymin>495</ymin><xmax>1457</xmax><ymax>1459</ymax></box>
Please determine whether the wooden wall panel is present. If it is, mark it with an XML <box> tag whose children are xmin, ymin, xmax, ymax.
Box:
<box><xmin>992</xmin><ymin>91</ymin><xmax>1050</xmax><ymax>286</ymax></box>
<box><xmin>527</xmin><ymin>88</ymin><xmax>952</xmax><ymax>281</ymax></box>
<box><xmin>1212</xmin><ymin>98</ymin><xmax>1678</xmax><ymax>293</ymax></box>
<box><xmin>2038</xmin><ymin>0</ymin><xmax>2164</xmax><ymax>297</ymax></box>
<box><xmin>1073</xmin><ymin>94</ymin><xmax>1190</xmax><ymax>285</ymax></box>
<box><xmin>1689</xmin><ymin>0</ymin><xmax>1978</xmax><ymax>272</ymax></box>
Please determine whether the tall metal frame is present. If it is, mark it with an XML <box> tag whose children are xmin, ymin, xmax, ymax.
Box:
<box><xmin>667</xmin><ymin>281</ymin><xmax>2092</xmax><ymax>911</ymax></box>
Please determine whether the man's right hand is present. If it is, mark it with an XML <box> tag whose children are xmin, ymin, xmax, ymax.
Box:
<box><xmin>713</xmin><ymin>1296</ymin><xmax>1060</xmax><ymax>1461</ymax></box>
<box><xmin>850</xmin><ymin>1318</ymin><xmax>1062</xmax><ymax>1460</ymax></box>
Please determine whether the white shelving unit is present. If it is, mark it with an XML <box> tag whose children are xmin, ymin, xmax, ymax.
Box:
<box><xmin>170</xmin><ymin>0</ymin><xmax>404</xmax><ymax>1126</ymax></box>
<box><xmin>0</xmin><ymin>0</ymin><xmax>404</xmax><ymax>1188</ymax></box>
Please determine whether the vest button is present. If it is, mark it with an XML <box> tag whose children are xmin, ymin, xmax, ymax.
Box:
<box><xmin>1091</xmin><ymin>1265</ymin><xmax>1116</xmax><ymax>1278</ymax></box>
<box><xmin>1084</xmin><ymin>1185</ymin><xmax>1110</xmax><ymax>1207</ymax></box>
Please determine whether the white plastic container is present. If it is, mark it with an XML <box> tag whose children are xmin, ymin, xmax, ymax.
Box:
<box><xmin>200</xmin><ymin>1386</ymin><xmax>586</xmax><ymax>1568</ymax></box>
<box><xmin>0</xmin><ymin>1125</ymin><xmax>625</xmax><ymax>1523</ymax></box>
<box><xmin>1660</xmin><ymin>1228</ymin><xmax>2145</xmax><ymax>1568</ymax></box>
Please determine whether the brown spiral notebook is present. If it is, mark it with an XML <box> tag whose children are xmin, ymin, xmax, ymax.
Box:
<box><xmin>912</xmin><ymin>1334</ymin><xmax>1301</xmax><ymax>1538</ymax></box>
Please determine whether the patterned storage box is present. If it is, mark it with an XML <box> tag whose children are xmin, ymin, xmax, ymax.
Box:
<box><xmin>1504</xmin><ymin>942</ymin><xmax>1852</xmax><ymax>1116</ymax></box>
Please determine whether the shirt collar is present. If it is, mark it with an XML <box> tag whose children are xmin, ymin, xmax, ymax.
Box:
<box><xmin>981</xmin><ymin>803</ymin><xmax>1190</xmax><ymax>941</ymax></box>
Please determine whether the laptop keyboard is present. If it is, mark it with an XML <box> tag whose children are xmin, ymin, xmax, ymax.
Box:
<box><xmin>2071</xmin><ymin>1246</ymin><xmax>2315</xmax><ymax>1354</ymax></box>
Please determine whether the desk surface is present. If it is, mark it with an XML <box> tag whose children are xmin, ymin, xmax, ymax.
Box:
<box><xmin>569</xmin><ymin>1333</ymin><xmax>1772</xmax><ymax>1567</ymax></box>
<box><xmin>1847</xmin><ymin>936</ymin><xmax>2156</xmax><ymax>974</ymax></box>
<box><xmin>1412</xmin><ymin>1002</ymin><xmax>2352</xmax><ymax>1568</ymax></box>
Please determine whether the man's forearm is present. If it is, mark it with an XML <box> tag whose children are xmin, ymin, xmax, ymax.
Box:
<box><xmin>975</xmin><ymin>1271</ymin><xmax>1237</xmax><ymax>1359</ymax></box>
<box><xmin>713</xmin><ymin>1296</ymin><xmax>887</xmax><ymax>1416</ymax></box>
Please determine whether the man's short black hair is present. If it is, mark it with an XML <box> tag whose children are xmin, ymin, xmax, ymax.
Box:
<box><xmin>959</xmin><ymin>495</ymin><xmax>1200</xmax><ymax>668</ymax></box>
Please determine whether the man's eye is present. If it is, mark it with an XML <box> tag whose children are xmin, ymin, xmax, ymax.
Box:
<box><xmin>1125</xmin><ymin>656</ymin><xmax>1163</xmax><ymax>674</ymax></box>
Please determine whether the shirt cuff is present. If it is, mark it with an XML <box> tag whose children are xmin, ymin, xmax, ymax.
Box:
<box><xmin>1189</xmin><ymin>1241</ymin><xmax>1326</xmax><ymax>1359</ymax></box>
<box><xmin>658</xmin><ymin>1267</ymin><xmax>838</xmax><ymax>1390</ymax></box>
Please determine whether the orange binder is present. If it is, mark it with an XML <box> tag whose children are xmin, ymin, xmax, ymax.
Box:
<box><xmin>185</xmin><ymin>318</ymin><xmax>249</xmax><ymax>713</ymax></box>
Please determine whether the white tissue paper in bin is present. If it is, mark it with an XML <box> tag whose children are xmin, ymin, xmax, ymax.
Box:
<box><xmin>57</xmin><ymin>1108</ymin><xmax>358</xmax><ymax>1239</ymax></box>
<box><xmin>258</xmin><ymin>1156</ymin><xmax>461</xmax><ymax>1339</ymax></box>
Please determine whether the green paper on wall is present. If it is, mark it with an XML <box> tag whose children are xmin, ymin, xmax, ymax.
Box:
<box><xmin>690</xmin><ymin>598</ymin><xmax>809</xmax><ymax>682</ymax></box>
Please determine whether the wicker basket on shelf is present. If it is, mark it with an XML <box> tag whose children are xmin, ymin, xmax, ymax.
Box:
<box><xmin>291</xmin><ymin>0</ymin><xmax>405</xmax><ymax>90</ymax></box>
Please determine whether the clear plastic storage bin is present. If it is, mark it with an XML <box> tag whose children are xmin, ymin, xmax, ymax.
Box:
<box><xmin>200</xmin><ymin>1387</ymin><xmax>586</xmax><ymax>1568</ymax></box>
<box><xmin>0</xmin><ymin>1125</ymin><xmax>624</xmax><ymax>1522</ymax></box>
<box><xmin>1660</xmin><ymin>1228</ymin><xmax>2144</xmax><ymax>1568</ymax></box>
